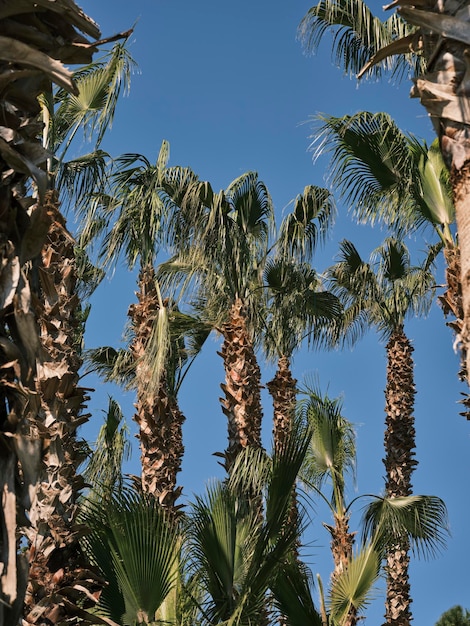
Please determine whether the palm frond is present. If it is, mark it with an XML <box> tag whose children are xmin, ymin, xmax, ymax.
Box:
<box><xmin>361</xmin><ymin>494</ymin><xmax>449</xmax><ymax>560</ymax></box>
<box><xmin>278</xmin><ymin>185</ymin><xmax>335</xmax><ymax>263</ymax></box>
<box><xmin>83</xmin><ymin>346</ymin><xmax>135</xmax><ymax>388</ymax></box>
<box><xmin>298</xmin><ymin>0</ymin><xmax>420</xmax><ymax>81</ymax></box>
<box><xmin>81</xmin><ymin>489</ymin><xmax>180</xmax><ymax>626</ymax></box>
<box><xmin>328</xmin><ymin>541</ymin><xmax>381</xmax><ymax>624</ymax></box>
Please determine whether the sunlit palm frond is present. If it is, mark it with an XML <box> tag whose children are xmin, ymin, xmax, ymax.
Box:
<box><xmin>361</xmin><ymin>494</ymin><xmax>449</xmax><ymax>560</ymax></box>
<box><xmin>297</xmin><ymin>381</ymin><xmax>356</xmax><ymax>512</ymax></box>
<box><xmin>53</xmin><ymin>41</ymin><xmax>135</xmax><ymax>155</ymax></box>
<box><xmin>278</xmin><ymin>185</ymin><xmax>336</xmax><ymax>263</ymax></box>
<box><xmin>81</xmin><ymin>489</ymin><xmax>181</xmax><ymax>625</ymax></box>
<box><xmin>298</xmin><ymin>0</ymin><xmax>420</xmax><ymax>81</ymax></box>
<box><xmin>312</xmin><ymin>112</ymin><xmax>418</xmax><ymax>228</ymax></box>
<box><xmin>328</xmin><ymin>541</ymin><xmax>381</xmax><ymax>625</ymax></box>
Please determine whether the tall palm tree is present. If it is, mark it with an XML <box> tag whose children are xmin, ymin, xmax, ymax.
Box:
<box><xmin>327</xmin><ymin>237</ymin><xmax>436</xmax><ymax>625</ymax></box>
<box><xmin>0</xmin><ymin>1</ymin><xmax>107</xmax><ymax>622</ymax></box>
<box><xmin>159</xmin><ymin>173</ymin><xmax>274</xmax><ymax>473</ymax></box>
<box><xmin>23</xmin><ymin>39</ymin><xmax>134</xmax><ymax>625</ymax></box>
<box><xmin>311</xmin><ymin>110</ymin><xmax>469</xmax><ymax>409</ymax></box>
<box><xmin>82</xmin><ymin>143</ymin><xmax>205</xmax><ymax>508</ymax></box>
<box><xmin>299</xmin><ymin>0</ymin><xmax>470</xmax><ymax>387</ymax></box>
<box><xmin>298</xmin><ymin>381</ymin><xmax>449</xmax><ymax>626</ymax></box>
<box><xmin>264</xmin><ymin>185</ymin><xmax>339</xmax><ymax>453</ymax></box>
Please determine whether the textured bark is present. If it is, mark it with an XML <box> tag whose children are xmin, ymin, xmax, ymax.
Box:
<box><xmin>267</xmin><ymin>356</ymin><xmax>299</xmax><ymax>626</ymax></box>
<box><xmin>383</xmin><ymin>328</ymin><xmax>417</xmax><ymax>626</ymax></box>
<box><xmin>129</xmin><ymin>265</ymin><xmax>184</xmax><ymax>510</ymax></box>
<box><xmin>267</xmin><ymin>355</ymin><xmax>297</xmax><ymax>456</ymax></box>
<box><xmin>325</xmin><ymin>514</ymin><xmax>358</xmax><ymax>626</ymax></box>
<box><xmin>219</xmin><ymin>298</ymin><xmax>263</xmax><ymax>472</ymax></box>
<box><xmin>23</xmin><ymin>191</ymin><xmax>103</xmax><ymax>625</ymax></box>
<box><xmin>407</xmin><ymin>1</ymin><xmax>470</xmax><ymax>389</ymax></box>
<box><xmin>0</xmin><ymin>2</ymin><xmax>99</xmax><ymax>620</ymax></box>
<box><xmin>438</xmin><ymin>246</ymin><xmax>470</xmax><ymax>417</ymax></box>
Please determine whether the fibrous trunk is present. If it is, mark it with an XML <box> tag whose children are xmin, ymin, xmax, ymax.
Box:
<box><xmin>409</xmin><ymin>7</ymin><xmax>470</xmax><ymax>391</ymax></box>
<box><xmin>129</xmin><ymin>265</ymin><xmax>184</xmax><ymax>510</ymax></box>
<box><xmin>326</xmin><ymin>513</ymin><xmax>358</xmax><ymax>626</ymax></box>
<box><xmin>383</xmin><ymin>328</ymin><xmax>417</xmax><ymax>626</ymax></box>
<box><xmin>24</xmin><ymin>191</ymin><xmax>103</xmax><ymax>625</ymax></box>
<box><xmin>438</xmin><ymin>246</ymin><xmax>470</xmax><ymax>417</ymax></box>
<box><xmin>0</xmin><ymin>3</ymin><xmax>99</xmax><ymax>620</ymax></box>
<box><xmin>219</xmin><ymin>298</ymin><xmax>263</xmax><ymax>473</ymax></box>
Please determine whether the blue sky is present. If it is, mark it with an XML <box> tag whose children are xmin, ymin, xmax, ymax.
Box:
<box><xmin>76</xmin><ymin>1</ymin><xmax>469</xmax><ymax>623</ymax></box>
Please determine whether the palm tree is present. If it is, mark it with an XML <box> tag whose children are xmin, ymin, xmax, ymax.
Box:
<box><xmin>298</xmin><ymin>381</ymin><xmax>449</xmax><ymax>626</ymax></box>
<box><xmin>299</xmin><ymin>0</ymin><xmax>470</xmax><ymax>388</ymax></box>
<box><xmin>23</xmin><ymin>40</ymin><xmax>134</xmax><ymax>624</ymax></box>
<box><xmin>264</xmin><ymin>184</ymin><xmax>339</xmax><ymax>454</ymax></box>
<box><xmin>159</xmin><ymin>172</ymin><xmax>274</xmax><ymax>473</ymax></box>
<box><xmin>0</xmin><ymin>1</ymin><xmax>107</xmax><ymax>621</ymax></box>
<box><xmin>435</xmin><ymin>606</ymin><xmax>470</xmax><ymax>626</ymax></box>
<box><xmin>327</xmin><ymin>238</ymin><xmax>435</xmax><ymax>625</ymax></box>
<box><xmin>82</xmin><ymin>143</ymin><xmax>205</xmax><ymax>508</ymax></box>
<box><xmin>311</xmin><ymin>110</ymin><xmax>470</xmax><ymax>409</ymax></box>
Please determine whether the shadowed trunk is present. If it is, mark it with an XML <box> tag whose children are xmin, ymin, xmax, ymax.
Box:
<box><xmin>219</xmin><ymin>298</ymin><xmax>263</xmax><ymax>473</ymax></box>
<box><xmin>129</xmin><ymin>265</ymin><xmax>185</xmax><ymax>510</ymax></box>
<box><xmin>24</xmin><ymin>191</ymin><xmax>103</xmax><ymax>625</ymax></box>
<box><xmin>383</xmin><ymin>327</ymin><xmax>417</xmax><ymax>626</ymax></box>
<box><xmin>0</xmin><ymin>3</ymin><xmax>99</xmax><ymax>619</ymax></box>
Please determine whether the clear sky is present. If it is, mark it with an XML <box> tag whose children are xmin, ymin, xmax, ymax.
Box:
<box><xmin>77</xmin><ymin>1</ymin><xmax>469</xmax><ymax>623</ymax></box>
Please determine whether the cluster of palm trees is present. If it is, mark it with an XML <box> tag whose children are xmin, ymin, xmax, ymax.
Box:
<box><xmin>0</xmin><ymin>0</ymin><xmax>467</xmax><ymax>624</ymax></box>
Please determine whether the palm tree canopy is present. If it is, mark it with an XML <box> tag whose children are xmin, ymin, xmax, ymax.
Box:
<box><xmin>311</xmin><ymin>111</ymin><xmax>455</xmax><ymax>244</ymax></box>
<box><xmin>297</xmin><ymin>381</ymin><xmax>356</xmax><ymax>514</ymax></box>
<box><xmin>328</xmin><ymin>237</ymin><xmax>436</xmax><ymax>342</ymax></box>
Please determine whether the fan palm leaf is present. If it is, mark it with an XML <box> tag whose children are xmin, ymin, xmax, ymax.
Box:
<box><xmin>81</xmin><ymin>489</ymin><xmax>181</xmax><ymax>626</ymax></box>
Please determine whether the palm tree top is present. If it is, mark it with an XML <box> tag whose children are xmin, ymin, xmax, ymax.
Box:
<box><xmin>328</xmin><ymin>237</ymin><xmax>436</xmax><ymax>342</ymax></box>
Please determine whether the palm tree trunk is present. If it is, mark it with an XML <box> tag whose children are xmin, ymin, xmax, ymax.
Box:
<box><xmin>129</xmin><ymin>265</ymin><xmax>185</xmax><ymax>510</ymax></box>
<box><xmin>410</xmin><ymin>21</ymin><xmax>470</xmax><ymax>389</ymax></box>
<box><xmin>325</xmin><ymin>513</ymin><xmax>358</xmax><ymax>626</ymax></box>
<box><xmin>219</xmin><ymin>297</ymin><xmax>264</xmax><ymax>472</ymax></box>
<box><xmin>383</xmin><ymin>327</ymin><xmax>417</xmax><ymax>626</ymax></box>
<box><xmin>267</xmin><ymin>355</ymin><xmax>297</xmax><ymax>455</ymax></box>
<box><xmin>438</xmin><ymin>246</ymin><xmax>470</xmax><ymax>417</ymax></box>
<box><xmin>0</xmin><ymin>4</ymin><xmax>99</xmax><ymax>618</ymax></box>
<box><xmin>24</xmin><ymin>191</ymin><xmax>103</xmax><ymax>625</ymax></box>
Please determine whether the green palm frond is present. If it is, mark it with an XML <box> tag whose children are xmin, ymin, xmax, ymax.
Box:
<box><xmin>83</xmin><ymin>345</ymin><xmax>135</xmax><ymax>388</ymax></box>
<box><xmin>328</xmin><ymin>237</ymin><xmax>435</xmax><ymax>341</ymax></box>
<box><xmin>311</xmin><ymin>111</ymin><xmax>455</xmax><ymax>244</ymax></box>
<box><xmin>328</xmin><ymin>541</ymin><xmax>381</xmax><ymax>625</ymax></box>
<box><xmin>52</xmin><ymin>41</ymin><xmax>135</xmax><ymax>157</ymax></box>
<box><xmin>361</xmin><ymin>494</ymin><xmax>449</xmax><ymax>560</ymax></box>
<box><xmin>83</xmin><ymin>396</ymin><xmax>130</xmax><ymax>496</ymax></box>
<box><xmin>263</xmin><ymin>259</ymin><xmax>342</xmax><ymax>358</ymax></box>
<box><xmin>298</xmin><ymin>0</ymin><xmax>420</xmax><ymax>80</ymax></box>
<box><xmin>59</xmin><ymin>149</ymin><xmax>110</xmax><ymax>214</ymax></box>
<box><xmin>297</xmin><ymin>381</ymin><xmax>356</xmax><ymax>513</ymax></box>
<box><xmin>278</xmin><ymin>185</ymin><xmax>336</xmax><ymax>263</ymax></box>
<box><xmin>271</xmin><ymin>559</ymin><xmax>322</xmax><ymax>626</ymax></box>
<box><xmin>81</xmin><ymin>488</ymin><xmax>181</xmax><ymax>626</ymax></box>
